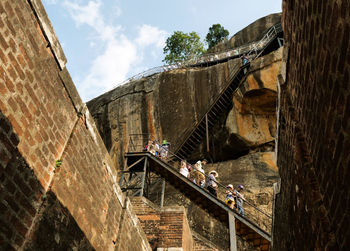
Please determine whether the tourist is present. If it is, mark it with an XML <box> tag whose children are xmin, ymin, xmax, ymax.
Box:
<box><xmin>194</xmin><ymin>159</ymin><xmax>207</xmax><ymax>188</ymax></box>
<box><xmin>225</xmin><ymin>184</ymin><xmax>236</xmax><ymax>209</ymax></box>
<box><xmin>148</xmin><ymin>140</ymin><xmax>156</xmax><ymax>155</ymax></box>
<box><xmin>154</xmin><ymin>140</ymin><xmax>160</xmax><ymax>157</ymax></box>
<box><xmin>160</xmin><ymin>139</ymin><xmax>170</xmax><ymax>159</ymax></box>
<box><xmin>240</xmin><ymin>54</ymin><xmax>249</xmax><ymax>65</ymax></box>
<box><xmin>207</xmin><ymin>170</ymin><xmax>218</xmax><ymax>197</ymax></box>
<box><xmin>144</xmin><ymin>140</ymin><xmax>153</xmax><ymax>152</ymax></box>
<box><xmin>179</xmin><ymin>160</ymin><xmax>189</xmax><ymax>178</ymax></box>
<box><xmin>186</xmin><ymin>163</ymin><xmax>193</xmax><ymax>180</ymax></box>
<box><xmin>234</xmin><ymin>185</ymin><xmax>245</xmax><ymax>216</ymax></box>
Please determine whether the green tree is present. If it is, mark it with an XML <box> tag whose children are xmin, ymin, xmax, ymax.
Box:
<box><xmin>163</xmin><ymin>31</ymin><xmax>205</xmax><ymax>64</ymax></box>
<box><xmin>205</xmin><ymin>24</ymin><xmax>229</xmax><ymax>49</ymax></box>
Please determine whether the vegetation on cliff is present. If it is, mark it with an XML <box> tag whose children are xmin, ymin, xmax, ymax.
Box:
<box><xmin>205</xmin><ymin>24</ymin><xmax>229</xmax><ymax>49</ymax></box>
<box><xmin>162</xmin><ymin>24</ymin><xmax>230</xmax><ymax>63</ymax></box>
<box><xmin>163</xmin><ymin>31</ymin><xmax>205</xmax><ymax>64</ymax></box>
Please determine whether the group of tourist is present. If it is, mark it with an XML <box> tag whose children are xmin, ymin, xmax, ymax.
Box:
<box><xmin>144</xmin><ymin>139</ymin><xmax>170</xmax><ymax>159</ymax></box>
<box><xmin>144</xmin><ymin>140</ymin><xmax>245</xmax><ymax>216</ymax></box>
<box><xmin>179</xmin><ymin>159</ymin><xmax>245</xmax><ymax>216</ymax></box>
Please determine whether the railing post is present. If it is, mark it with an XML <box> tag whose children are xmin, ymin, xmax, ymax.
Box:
<box><xmin>160</xmin><ymin>179</ymin><xmax>166</xmax><ymax>208</ymax></box>
<box><xmin>228</xmin><ymin>211</ymin><xmax>237</xmax><ymax>251</ymax></box>
<box><xmin>140</xmin><ymin>157</ymin><xmax>148</xmax><ymax>196</ymax></box>
<box><xmin>277</xmin><ymin>37</ymin><xmax>283</xmax><ymax>48</ymax></box>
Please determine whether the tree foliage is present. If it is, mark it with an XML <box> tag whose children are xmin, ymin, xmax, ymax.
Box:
<box><xmin>205</xmin><ymin>24</ymin><xmax>229</xmax><ymax>49</ymax></box>
<box><xmin>163</xmin><ymin>31</ymin><xmax>205</xmax><ymax>64</ymax></box>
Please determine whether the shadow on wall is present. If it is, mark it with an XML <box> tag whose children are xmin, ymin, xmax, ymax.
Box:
<box><xmin>0</xmin><ymin>111</ymin><xmax>93</xmax><ymax>250</ymax></box>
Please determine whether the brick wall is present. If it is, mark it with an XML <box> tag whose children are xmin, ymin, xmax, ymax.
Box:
<box><xmin>131</xmin><ymin>197</ymin><xmax>194</xmax><ymax>251</ymax></box>
<box><xmin>0</xmin><ymin>1</ymin><xmax>151</xmax><ymax>250</ymax></box>
<box><xmin>274</xmin><ymin>0</ymin><xmax>350</xmax><ymax>250</ymax></box>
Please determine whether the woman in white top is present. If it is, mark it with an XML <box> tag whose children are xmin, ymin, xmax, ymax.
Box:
<box><xmin>179</xmin><ymin>160</ymin><xmax>189</xmax><ymax>178</ymax></box>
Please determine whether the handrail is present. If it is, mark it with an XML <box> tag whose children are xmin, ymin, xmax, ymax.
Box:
<box><xmin>109</xmin><ymin>23</ymin><xmax>282</xmax><ymax>91</ymax></box>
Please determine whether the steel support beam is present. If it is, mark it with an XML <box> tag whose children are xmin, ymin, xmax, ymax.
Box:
<box><xmin>160</xmin><ymin>179</ymin><xmax>166</xmax><ymax>208</ymax></box>
<box><xmin>126</xmin><ymin>156</ymin><xmax>146</xmax><ymax>171</ymax></box>
<box><xmin>140</xmin><ymin>157</ymin><xmax>148</xmax><ymax>196</ymax></box>
<box><xmin>229</xmin><ymin>211</ymin><xmax>237</xmax><ymax>251</ymax></box>
<box><xmin>277</xmin><ymin>37</ymin><xmax>283</xmax><ymax>47</ymax></box>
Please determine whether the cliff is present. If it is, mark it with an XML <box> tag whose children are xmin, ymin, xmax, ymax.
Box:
<box><xmin>88</xmin><ymin>35</ymin><xmax>282</xmax><ymax>249</ymax></box>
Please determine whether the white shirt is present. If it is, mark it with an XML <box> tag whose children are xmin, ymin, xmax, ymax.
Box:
<box><xmin>180</xmin><ymin>167</ymin><xmax>189</xmax><ymax>177</ymax></box>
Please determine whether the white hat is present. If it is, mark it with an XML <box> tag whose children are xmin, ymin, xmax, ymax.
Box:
<box><xmin>210</xmin><ymin>170</ymin><xmax>218</xmax><ymax>177</ymax></box>
<box><xmin>226</xmin><ymin>184</ymin><xmax>233</xmax><ymax>189</ymax></box>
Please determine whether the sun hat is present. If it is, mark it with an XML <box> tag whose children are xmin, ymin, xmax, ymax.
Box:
<box><xmin>210</xmin><ymin>170</ymin><xmax>218</xmax><ymax>177</ymax></box>
<box><xmin>226</xmin><ymin>184</ymin><xmax>233</xmax><ymax>189</ymax></box>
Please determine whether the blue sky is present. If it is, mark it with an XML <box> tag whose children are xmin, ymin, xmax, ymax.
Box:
<box><xmin>42</xmin><ymin>0</ymin><xmax>281</xmax><ymax>101</ymax></box>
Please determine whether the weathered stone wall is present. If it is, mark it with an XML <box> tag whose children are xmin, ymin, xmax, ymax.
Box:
<box><xmin>0</xmin><ymin>1</ymin><xmax>150</xmax><ymax>250</ymax></box>
<box><xmin>273</xmin><ymin>0</ymin><xmax>350</xmax><ymax>250</ymax></box>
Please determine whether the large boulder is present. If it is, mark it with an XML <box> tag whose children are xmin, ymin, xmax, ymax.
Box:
<box><xmin>208</xmin><ymin>13</ymin><xmax>282</xmax><ymax>53</ymax></box>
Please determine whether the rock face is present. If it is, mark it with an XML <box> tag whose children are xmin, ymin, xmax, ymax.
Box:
<box><xmin>191</xmin><ymin>48</ymin><xmax>282</xmax><ymax>161</ymax></box>
<box><xmin>88</xmin><ymin>58</ymin><xmax>242</xmax><ymax>168</ymax></box>
<box><xmin>87</xmin><ymin>16</ymin><xmax>282</xmax><ymax>250</ymax></box>
<box><xmin>88</xmin><ymin>48</ymin><xmax>282</xmax><ymax>165</ymax></box>
<box><xmin>208</xmin><ymin>13</ymin><xmax>281</xmax><ymax>54</ymax></box>
<box><xmin>227</xmin><ymin>50</ymin><xmax>280</xmax><ymax>146</ymax></box>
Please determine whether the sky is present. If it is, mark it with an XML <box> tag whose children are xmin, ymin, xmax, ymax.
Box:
<box><xmin>42</xmin><ymin>0</ymin><xmax>281</xmax><ymax>101</ymax></box>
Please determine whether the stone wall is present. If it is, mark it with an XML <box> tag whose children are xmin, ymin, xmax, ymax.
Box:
<box><xmin>130</xmin><ymin>197</ymin><xmax>194</xmax><ymax>251</ymax></box>
<box><xmin>0</xmin><ymin>1</ymin><xmax>150</xmax><ymax>250</ymax></box>
<box><xmin>273</xmin><ymin>0</ymin><xmax>350</xmax><ymax>250</ymax></box>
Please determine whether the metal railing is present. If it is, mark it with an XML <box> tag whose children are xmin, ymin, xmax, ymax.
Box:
<box><xmin>126</xmin><ymin>134</ymin><xmax>273</xmax><ymax>233</ymax></box>
<box><xmin>110</xmin><ymin>23</ymin><xmax>282</xmax><ymax>90</ymax></box>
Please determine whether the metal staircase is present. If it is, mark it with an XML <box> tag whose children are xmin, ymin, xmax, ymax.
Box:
<box><xmin>173</xmin><ymin>23</ymin><xmax>283</xmax><ymax>160</ymax></box>
<box><xmin>121</xmin><ymin>152</ymin><xmax>272</xmax><ymax>251</ymax></box>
